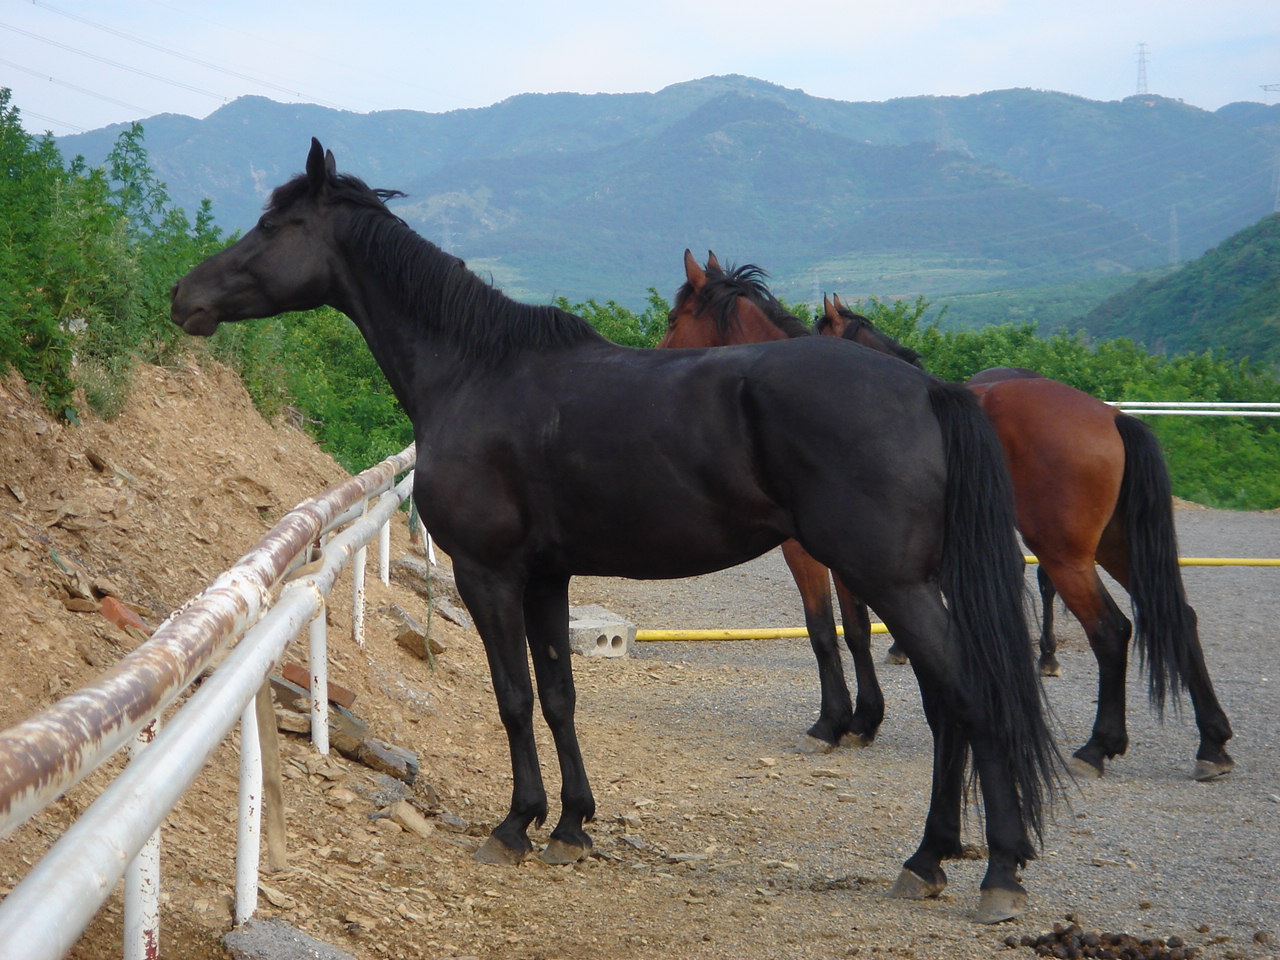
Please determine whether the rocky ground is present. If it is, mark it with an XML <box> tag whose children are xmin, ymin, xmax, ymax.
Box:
<box><xmin>1</xmin><ymin>361</ymin><xmax>1276</xmax><ymax>960</ymax></box>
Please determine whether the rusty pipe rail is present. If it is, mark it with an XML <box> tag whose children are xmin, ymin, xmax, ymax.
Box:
<box><xmin>0</xmin><ymin>443</ymin><xmax>415</xmax><ymax>839</ymax></box>
<box><xmin>0</xmin><ymin>468</ymin><xmax>415</xmax><ymax>960</ymax></box>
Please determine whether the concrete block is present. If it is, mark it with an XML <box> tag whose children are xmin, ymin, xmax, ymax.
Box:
<box><xmin>568</xmin><ymin>605</ymin><xmax>636</xmax><ymax>658</ymax></box>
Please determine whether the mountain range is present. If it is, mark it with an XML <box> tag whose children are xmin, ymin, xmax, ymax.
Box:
<box><xmin>57</xmin><ymin>75</ymin><xmax>1280</xmax><ymax>312</ymax></box>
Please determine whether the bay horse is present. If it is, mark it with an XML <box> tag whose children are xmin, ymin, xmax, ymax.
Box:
<box><xmin>668</xmin><ymin>257</ymin><xmax>1232</xmax><ymax>782</ymax></box>
<box><xmin>658</xmin><ymin>253</ymin><xmax>912</xmax><ymax>754</ymax></box>
<box><xmin>171</xmin><ymin>140</ymin><xmax>1061</xmax><ymax>922</ymax></box>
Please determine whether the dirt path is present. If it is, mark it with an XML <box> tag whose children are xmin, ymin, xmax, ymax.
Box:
<box><xmin>561</xmin><ymin>505</ymin><xmax>1280</xmax><ymax>959</ymax></box>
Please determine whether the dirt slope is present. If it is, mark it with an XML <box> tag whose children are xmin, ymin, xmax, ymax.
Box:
<box><xmin>0</xmin><ymin>361</ymin><xmax>521</xmax><ymax>958</ymax></box>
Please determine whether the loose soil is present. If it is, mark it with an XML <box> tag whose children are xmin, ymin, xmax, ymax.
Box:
<box><xmin>1</xmin><ymin>362</ymin><xmax>1276</xmax><ymax>960</ymax></box>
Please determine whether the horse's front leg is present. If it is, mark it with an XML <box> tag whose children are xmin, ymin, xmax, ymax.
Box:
<box><xmin>833</xmin><ymin>575</ymin><xmax>884</xmax><ymax>746</ymax></box>
<box><xmin>452</xmin><ymin>563</ymin><xmax>546</xmax><ymax>865</ymax></box>
<box><xmin>781</xmin><ymin>540</ymin><xmax>855</xmax><ymax>752</ymax></box>
<box><xmin>1036</xmin><ymin>566</ymin><xmax>1061</xmax><ymax>677</ymax></box>
<box><xmin>524</xmin><ymin>574</ymin><xmax>596</xmax><ymax>863</ymax></box>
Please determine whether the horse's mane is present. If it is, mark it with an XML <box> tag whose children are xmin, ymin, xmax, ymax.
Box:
<box><xmin>815</xmin><ymin>304</ymin><xmax>923</xmax><ymax>369</ymax></box>
<box><xmin>266</xmin><ymin>173</ymin><xmax>604</xmax><ymax>368</ymax></box>
<box><xmin>678</xmin><ymin>263</ymin><xmax>812</xmax><ymax>340</ymax></box>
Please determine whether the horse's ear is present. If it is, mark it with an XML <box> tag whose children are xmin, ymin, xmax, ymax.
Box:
<box><xmin>306</xmin><ymin>138</ymin><xmax>328</xmax><ymax>192</ymax></box>
<box><xmin>832</xmin><ymin>293</ymin><xmax>846</xmax><ymax>311</ymax></box>
<box><xmin>683</xmin><ymin>249</ymin><xmax>706</xmax><ymax>291</ymax></box>
<box><xmin>324</xmin><ymin>149</ymin><xmax>337</xmax><ymax>179</ymax></box>
<box><xmin>706</xmin><ymin>250</ymin><xmax>722</xmax><ymax>272</ymax></box>
<box><xmin>824</xmin><ymin>295</ymin><xmax>840</xmax><ymax>321</ymax></box>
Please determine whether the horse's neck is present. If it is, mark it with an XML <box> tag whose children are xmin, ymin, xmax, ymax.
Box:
<box><xmin>332</xmin><ymin>240</ymin><xmax>467</xmax><ymax>423</ymax></box>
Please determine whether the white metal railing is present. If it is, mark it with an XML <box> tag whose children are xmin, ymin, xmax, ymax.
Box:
<box><xmin>1108</xmin><ymin>401</ymin><xmax>1280</xmax><ymax>417</ymax></box>
<box><xmin>0</xmin><ymin>443</ymin><xmax>418</xmax><ymax>960</ymax></box>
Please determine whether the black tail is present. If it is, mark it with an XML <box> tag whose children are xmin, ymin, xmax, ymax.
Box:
<box><xmin>1114</xmin><ymin>413</ymin><xmax>1195</xmax><ymax>714</ymax></box>
<box><xmin>929</xmin><ymin>381</ymin><xmax>1061</xmax><ymax>844</ymax></box>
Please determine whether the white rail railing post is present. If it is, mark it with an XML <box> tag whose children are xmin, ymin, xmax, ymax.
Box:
<box><xmin>352</xmin><ymin>504</ymin><xmax>368</xmax><ymax>647</ymax></box>
<box><xmin>379</xmin><ymin>519</ymin><xmax>391</xmax><ymax>586</ymax></box>
<box><xmin>124</xmin><ymin>719</ymin><xmax>161</xmax><ymax>960</ymax></box>
<box><xmin>234</xmin><ymin>700</ymin><xmax>262</xmax><ymax>926</ymax></box>
<box><xmin>308</xmin><ymin>608</ymin><xmax>330</xmax><ymax>755</ymax></box>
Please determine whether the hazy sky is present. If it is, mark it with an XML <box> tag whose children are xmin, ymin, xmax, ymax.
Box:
<box><xmin>3</xmin><ymin>0</ymin><xmax>1278</xmax><ymax>137</ymax></box>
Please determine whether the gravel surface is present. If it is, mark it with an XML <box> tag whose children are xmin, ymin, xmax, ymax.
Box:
<box><xmin>567</xmin><ymin>504</ymin><xmax>1280</xmax><ymax>958</ymax></box>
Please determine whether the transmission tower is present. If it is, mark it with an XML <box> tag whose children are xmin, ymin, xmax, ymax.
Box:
<box><xmin>1135</xmin><ymin>43</ymin><xmax>1149</xmax><ymax>96</ymax></box>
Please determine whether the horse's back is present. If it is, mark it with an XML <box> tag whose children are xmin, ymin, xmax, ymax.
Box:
<box><xmin>970</xmin><ymin>376</ymin><xmax>1124</xmax><ymax>554</ymax></box>
<box><xmin>966</xmin><ymin>366</ymin><xmax>1045</xmax><ymax>389</ymax></box>
<box><xmin>738</xmin><ymin>338</ymin><xmax>950</xmax><ymax>571</ymax></box>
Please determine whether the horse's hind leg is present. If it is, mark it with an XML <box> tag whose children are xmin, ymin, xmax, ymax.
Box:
<box><xmin>833</xmin><ymin>575</ymin><xmax>884</xmax><ymax>745</ymax></box>
<box><xmin>523</xmin><ymin>573</ymin><xmax>596</xmax><ymax>862</ymax></box>
<box><xmin>1176</xmin><ymin>612</ymin><xmax>1235</xmax><ymax>780</ymax></box>
<box><xmin>782</xmin><ymin>540</ymin><xmax>855</xmax><ymax>751</ymax></box>
<box><xmin>1097</xmin><ymin>554</ymin><xmax>1234</xmax><ymax>781</ymax></box>
<box><xmin>872</xmin><ymin>585</ymin><xmax>1035</xmax><ymax>922</ymax></box>
<box><xmin>1041</xmin><ymin>558</ymin><xmax>1132</xmax><ymax>778</ymax></box>
<box><xmin>1036</xmin><ymin>566</ymin><xmax>1061</xmax><ymax>677</ymax></box>
<box><xmin>453</xmin><ymin>563</ymin><xmax>548</xmax><ymax>864</ymax></box>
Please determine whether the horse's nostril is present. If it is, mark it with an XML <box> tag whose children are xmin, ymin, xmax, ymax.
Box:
<box><xmin>168</xmin><ymin>282</ymin><xmax>179</xmax><ymax>300</ymax></box>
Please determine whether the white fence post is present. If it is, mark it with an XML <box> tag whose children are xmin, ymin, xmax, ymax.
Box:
<box><xmin>123</xmin><ymin>720</ymin><xmax>161</xmax><ymax>960</ymax></box>
<box><xmin>234</xmin><ymin>700</ymin><xmax>262</xmax><ymax>926</ymax></box>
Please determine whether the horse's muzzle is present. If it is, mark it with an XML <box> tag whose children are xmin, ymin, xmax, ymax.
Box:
<box><xmin>169</xmin><ymin>280</ymin><xmax>220</xmax><ymax>337</ymax></box>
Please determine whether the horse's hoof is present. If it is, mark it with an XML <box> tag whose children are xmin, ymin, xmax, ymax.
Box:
<box><xmin>540</xmin><ymin>838</ymin><xmax>590</xmax><ymax>865</ymax></box>
<box><xmin>1068</xmin><ymin>755</ymin><xmax>1104</xmax><ymax>779</ymax></box>
<box><xmin>1192</xmin><ymin>757</ymin><xmax>1234</xmax><ymax>781</ymax></box>
<box><xmin>1038</xmin><ymin>659</ymin><xmax>1061</xmax><ymax>678</ymax></box>
<box><xmin>888</xmin><ymin>868</ymin><xmax>944</xmax><ymax>900</ymax></box>
<box><xmin>473</xmin><ymin>835</ymin><xmax>531</xmax><ymax>865</ymax></box>
<box><xmin>799</xmin><ymin>734</ymin><xmax>837</xmax><ymax>755</ymax></box>
<box><xmin>840</xmin><ymin>731</ymin><xmax>874</xmax><ymax>749</ymax></box>
<box><xmin>885</xmin><ymin>648</ymin><xmax>909</xmax><ymax>666</ymax></box>
<box><xmin>974</xmin><ymin>887</ymin><xmax>1028</xmax><ymax>924</ymax></box>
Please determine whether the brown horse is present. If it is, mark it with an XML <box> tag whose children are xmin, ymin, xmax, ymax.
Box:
<box><xmin>670</xmin><ymin>253</ymin><xmax>1233</xmax><ymax>782</ymax></box>
<box><xmin>659</xmin><ymin>251</ymin><xmax>886</xmax><ymax>751</ymax></box>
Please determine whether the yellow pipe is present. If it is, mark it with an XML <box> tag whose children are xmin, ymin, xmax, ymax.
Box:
<box><xmin>1024</xmin><ymin>555</ymin><xmax>1280</xmax><ymax>567</ymax></box>
<box><xmin>636</xmin><ymin>624</ymin><xmax>888</xmax><ymax>642</ymax></box>
<box><xmin>636</xmin><ymin>557</ymin><xmax>1279</xmax><ymax>642</ymax></box>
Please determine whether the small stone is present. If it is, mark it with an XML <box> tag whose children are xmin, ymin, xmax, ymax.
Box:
<box><xmin>386</xmin><ymin>800</ymin><xmax>435</xmax><ymax>838</ymax></box>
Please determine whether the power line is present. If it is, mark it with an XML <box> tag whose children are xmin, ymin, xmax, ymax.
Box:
<box><xmin>0</xmin><ymin>55</ymin><xmax>150</xmax><ymax>114</ymax></box>
<box><xmin>0</xmin><ymin>20</ymin><xmax>231</xmax><ymax>102</ymax></box>
<box><xmin>26</xmin><ymin>0</ymin><xmax>352</xmax><ymax>111</ymax></box>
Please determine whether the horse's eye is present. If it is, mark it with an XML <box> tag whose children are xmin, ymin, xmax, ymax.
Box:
<box><xmin>257</xmin><ymin>216</ymin><xmax>277</xmax><ymax>234</ymax></box>
<box><xmin>666</xmin><ymin>310</ymin><xmax>678</xmax><ymax>328</ymax></box>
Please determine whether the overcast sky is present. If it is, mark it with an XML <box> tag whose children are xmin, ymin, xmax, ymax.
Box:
<box><xmin>3</xmin><ymin>0</ymin><xmax>1278</xmax><ymax>137</ymax></box>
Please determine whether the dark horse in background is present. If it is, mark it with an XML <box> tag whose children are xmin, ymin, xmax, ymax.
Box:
<box><xmin>664</xmin><ymin>251</ymin><xmax>1232</xmax><ymax>782</ymax></box>
<box><xmin>171</xmin><ymin>140</ymin><xmax>1060</xmax><ymax>922</ymax></box>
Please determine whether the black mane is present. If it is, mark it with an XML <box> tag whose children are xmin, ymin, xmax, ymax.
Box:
<box><xmin>268</xmin><ymin>172</ymin><xmax>604</xmax><ymax>368</ymax></box>
<box><xmin>678</xmin><ymin>263</ymin><xmax>812</xmax><ymax>340</ymax></box>
<box><xmin>816</xmin><ymin>304</ymin><xmax>923</xmax><ymax>369</ymax></box>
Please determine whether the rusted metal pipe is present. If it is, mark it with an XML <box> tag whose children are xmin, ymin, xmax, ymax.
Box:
<box><xmin>0</xmin><ymin>445</ymin><xmax>414</xmax><ymax>840</ymax></box>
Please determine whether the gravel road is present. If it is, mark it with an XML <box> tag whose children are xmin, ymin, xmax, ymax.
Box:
<box><xmin>567</xmin><ymin>505</ymin><xmax>1280</xmax><ymax>958</ymax></box>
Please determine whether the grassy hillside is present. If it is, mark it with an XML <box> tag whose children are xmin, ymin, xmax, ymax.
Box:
<box><xmin>1080</xmin><ymin>213</ymin><xmax>1280</xmax><ymax>365</ymax></box>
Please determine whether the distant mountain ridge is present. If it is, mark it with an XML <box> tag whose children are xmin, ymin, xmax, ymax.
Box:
<box><xmin>56</xmin><ymin>75</ymin><xmax>1280</xmax><ymax>309</ymax></box>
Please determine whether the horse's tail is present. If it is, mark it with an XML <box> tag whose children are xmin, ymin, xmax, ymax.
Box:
<box><xmin>1114</xmin><ymin>413</ymin><xmax>1195</xmax><ymax>714</ymax></box>
<box><xmin>928</xmin><ymin>380</ymin><xmax>1061</xmax><ymax>845</ymax></box>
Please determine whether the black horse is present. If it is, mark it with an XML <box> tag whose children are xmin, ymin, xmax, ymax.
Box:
<box><xmin>171</xmin><ymin>139</ymin><xmax>1060</xmax><ymax>922</ymax></box>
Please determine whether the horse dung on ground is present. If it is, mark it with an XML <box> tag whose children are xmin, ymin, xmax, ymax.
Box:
<box><xmin>170</xmin><ymin>139</ymin><xmax>1061</xmax><ymax>923</ymax></box>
